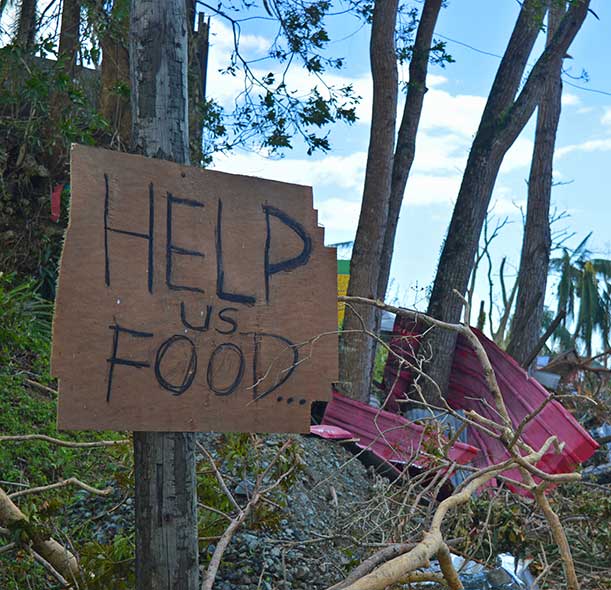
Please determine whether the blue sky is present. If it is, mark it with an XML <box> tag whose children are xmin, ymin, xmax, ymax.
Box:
<box><xmin>207</xmin><ymin>0</ymin><xmax>611</xmax><ymax>325</ymax></box>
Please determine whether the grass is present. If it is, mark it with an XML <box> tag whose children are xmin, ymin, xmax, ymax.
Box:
<box><xmin>0</xmin><ymin>273</ymin><xmax>133</xmax><ymax>589</ymax></box>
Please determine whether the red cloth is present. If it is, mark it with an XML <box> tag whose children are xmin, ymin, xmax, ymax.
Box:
<box><xmin>51</xmin><ymin>184</ymin><xmax>63</xmax><ymax>222</ymax></box>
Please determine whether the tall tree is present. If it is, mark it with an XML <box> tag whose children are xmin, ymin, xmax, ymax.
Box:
<box><xmin>187</xmin><ymin>0</ymin><xmax>209</xmax><ymax>165</ymax></box>
<box><xmin>15</xmin><ymin>0</ymin><xmax>36</xmax><ymax>48</ymax></box>
<box><xmin>338</xmin><ymin>0</ymin><xmax>399</xmax><ymax>401</ymax></box>
<box><xmin>100</xmin><ymin>0</ymin><xmax>131</xmax><ymax>146</ymax></box>
<box><xmin>420</xmin><ymin>0</ymin><xmax>590</xmax><ymax>404</ymax></box>
<box><xmin>129</xmin><ymin>2</ymin><xmax>198</xmax><ymax>590</ymax></box>
<box><xmin>507</xmin><ymin>1</ymin><xmax>566</xmax><ymax>367</ymax></box>
<box><xmin>58</xmin><ymin>0</ymin><xmax>81</xmax><ymax>72</ymax></box>
<box><xmin>340</xmin><ymin>0</ymin><xmax>444</xmax><ymax>402</ymax></box>
<box><xmin>377</xmin><ymin>0</ymin><xmax>443</xmax><ymax>303</ymax></box>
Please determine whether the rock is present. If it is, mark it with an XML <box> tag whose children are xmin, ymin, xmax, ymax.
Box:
<box><xmin>487</xmin><ymin>566</ymin><xmax>520</xmax><ymax>588</ymax></box>
<box><xmin>235</xmin><ymin>479</ymin><xmax>255</xmax><ymax>496</ymax></box>
<box><xmin>271</xmin><ymin>546</ymin><xmax>282</xmax><ymax>558</ymax></box>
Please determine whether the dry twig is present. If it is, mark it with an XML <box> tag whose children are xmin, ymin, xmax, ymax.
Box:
<box><xmin>0</xmin><ymin>434</ymin><xmax>129</xmax><ymax>448</ymax></box>
<box><xmin>9</xmin><ymin>478</ymin><xmax>112</xmax><ymax>500</ymax></box>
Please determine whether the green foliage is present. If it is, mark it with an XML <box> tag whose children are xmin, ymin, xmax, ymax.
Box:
<box><xmin>550</xmin><ymin>234</ymin><xmax>611</xmax><ymax>355</ymax></box>
<box><xmin>201</xmin><ymin>0</ymin><xmax>454</xmax><ymax>161</ymax></box>
<box><xmin>0</xmin><ymin>274</ymin><xmax>132</xmax><ymax>590</ymax></box>
<box><xmin>197</xmin><ymin>1</ymin><xmax>362</xmax><ymax>159</ymax></box>
<box><xmin>452</xmin><ymin>494</ymin><xmax>532</xmax><ymax>562</ymax></box>
<box><xmin>79</xmin><ymin>534</ymin><xmax>136</xmax><ymax>590</ymax></box>
<box><xmin>371</xmin><ymin>343</ymin><xmax>389</xmax><ymax>403</ymax></box>
<box><xmin>196</xmin><ymin>434</ymin><xmax>305</xmax><ymax>559</ymax></box>
<box><xmin>0</xmin><ymin>41</ymin><xmax>108</xmax><ymax>151</ymax></box>
<box><xmin>0</xmin><ymin>40</ymin><xmax>107</xmax><ymax>281</ymax></box>
<box><xmin>0</xmin><ymin>272</ymin><xmax>52</xmax><ymax>361</ymax></box>
<box><xmin>541</xmin><ymin>306</ymin><xmax>573</xmax><ymax>352</ymax></box>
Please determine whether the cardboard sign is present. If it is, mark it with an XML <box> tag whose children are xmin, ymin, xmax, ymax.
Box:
<box><xmin>52</xmin><ymin>145</ymin><xmax>337</xmax><ymax>432</ymax></box>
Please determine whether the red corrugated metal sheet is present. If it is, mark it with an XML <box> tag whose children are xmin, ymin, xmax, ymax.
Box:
<box><xmin>310</xmin><ymin>424</ymin><xmax>354</xmax><ymax>440</ymax></box>
<box><xmin>322</xmin><ymin>391</ymin><xmax>479</xmax><ymax>468</ymax></box>
<box><xmin>384</xmin><ymin>318</ymin><xmax>599</xmax><ymax>491</ymax></box>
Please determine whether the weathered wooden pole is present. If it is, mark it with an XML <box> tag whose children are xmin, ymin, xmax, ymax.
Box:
<box><xmin>129</xmin><ymin>1</ymin><xmax>199</xmax><ymax>588</ymax></box>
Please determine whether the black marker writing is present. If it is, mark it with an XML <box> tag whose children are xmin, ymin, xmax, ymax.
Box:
<box><xmin>216</xmin><ymin>307</ymin><xmax>238</xmax><ymax>335</ymax></box>
<box><xmin>106</xmin><ymin>322</ymin><xmax>153</xmax><ymax>402</ymax></box>
<box><xmin>104</xmin><ymin>175</ymin><xmax>155</xmax><ymax>293</ymax></box>
<box><xmin>206</xmin><ymin>342</ymin><xmax>245</xmax><ymax>396</ymax></box>
<box><xmin>216</xmin><ymin>199</ymin><xmax>256</xmax><ymax>305</ymax></box>
<box><xmin>248</xmin><ymin>331</ymin><xmax>299</xmax><ymax>401</ymax></box>
<box><xmin>154</xmin><ymin>334</ymin><xmax>198</xmax><ymax>395</ymax></box>
<box><xmin>180</xmin><ymin>301</ymin><xmax>213</xmax><ymax>332</ymax></box>
<box><xmin>166</xmin><ymin>193</ymin><xmax>205</xmax><ymax>292</ymax></box>
<box><xmin>262</xmin><ymin>205</ymin><xmax>312</xmax><ymax>303</ymax></box>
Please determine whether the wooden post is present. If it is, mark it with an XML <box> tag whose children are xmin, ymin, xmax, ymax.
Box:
<box><xmin>129</xmin><ymin>1</ymin><xmax>198</xmax><ymax>588</ymax></box>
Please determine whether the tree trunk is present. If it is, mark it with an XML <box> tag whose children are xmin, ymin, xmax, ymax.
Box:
<box><xmin>187</xmin><ymin>1</ymin><xmax>209</xmax><ymax>165</ymax></box>
<box><xmin>507</xmin><ymin>2</ymin><xmax>565</xmax><ymax>367</ymax></box>
<box><xmin>49</xmin><ymin>0</ymin><xmax>81</xmax><ymax>163</ymax></box>
<box><xmin>100</xmin><ymin>0</ymin><xmax>131</xmax><ymax>146</ymax></box>
<box><xmin>376</xmin><ymin>0</ymin><xmax>443</xmax><ymax>303</ymax></box>
<box><xmin>15</xmin><ymin>0</ymin><xmax>37</xmax><ymax>48</ymax></box>
<box><xmin>58</xmin><ymin>0</ymin><xmax>80</xmax><ymax>73</ymax></box>
<box><xmin>420</xmin><ymin>0</ymin><xmax>590</xmax><ymax>404</ymax></box>
<box><xmin>338</xmin><ymin>0</ymin><xmax>399</xmax><ymax>401</ymax></box>
<box><xmin>129</xmin><ymin>1</ymin><xmax>198</xmax><ymax>589</ymax></box>
<box><xmin>368</xmin><ymin>0</ymin><xmax>442</xmax><ymax>396</ymax></box>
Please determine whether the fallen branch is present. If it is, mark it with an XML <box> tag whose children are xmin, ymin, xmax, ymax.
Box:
<box><xmin>437</xmin><ymin>543</ymin><xmax>462</xmax><ymax>590</ymax></box>
<box><xmin>522</xmin><ymin>310</ymin><xmax>566</xmax><ymax>369</ymax></box>
<box><xmin>23</xmin><ymin>378</ymin><xmax>59</xmax><ymax>397</ymax></box>
<box><xmin>0</xmin><ymin>486</ymin><xmax>80</xmax><ymax>583</ymax></box>
<box><xmin>31</xmin><ymin>548</ymin><xmax>70</xmax><ymax>587</ymax></box>
<box><xmin>9</xmin><ymin>477</ymin><xmax>112</xmax><ymax>500</ymax></box>
<box><xmin>336</xmin><ymin>294</ymin><xmax>582</xmax><ymax>590</ymax></box>
<box><xmin>396</xmin><ymin>571</ymin><xmax>447</xmax><ymax>585</ymax></box>
<box><xmin>201</xmin><ymin>491</ymin><xmax>258</xmax><ymax>590</ymax></box>
<box><xmin>0</xmin><ymin>434</ymin><xmax>129</xmax><ymax>448</ymax></box>
<box><xmin>328</xmin><ymin>537</ymin><xmax>465</xmax><ymax>590</ymax></box>
<box><xmin>0</xmin><ymin>542</ymin><xmax>16</xmax><ymax>554</ymax></box>
<box><xmin>329</xmin><ymin>441</ymin><xmax>562</xmax><ymax>589</ymax></box>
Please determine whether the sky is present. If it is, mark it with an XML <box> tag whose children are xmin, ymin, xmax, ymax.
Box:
<box><xmin>204</xmin><ymin>0</ymin><xmax>611</xmax><ymax>324</ymax></box>
<box><xmin>2</xmin><ymin>0</ymin><xmax>608</xmax><ymax>327</ymax></box>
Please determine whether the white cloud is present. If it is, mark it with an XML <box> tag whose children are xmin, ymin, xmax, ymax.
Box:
<box><xmin>601</xmin><ymin>107</ymin><xmax>611</xmax><ymax>126</ymax></box>
<box><xmin>561</xmin><ymin>93</ymin><xmax>581</xmax><ymax>107</ymax></box>
<box><xmin>212</xmin><ymin>150</ymin><xmax>367</xmax><ymax>192</ymax></box>
<box><xmin>500</xmin><ymin>137</ymin><xmax>534</xmax><ymax>173</ymax></box>
<box><xmin>412</xmin><ymin>132</ymin><xmax>468</xmax><ymax>174</ymax></box>
<box><xmin>426</xmin><ymin>74</ymin><xmax>449</xmax><ymax>87</ymax></box>
<box><xmin>316</xmin><ymin>197</ymin><xmax>362</xmax><ymax>234</ymax></box>
<box><xmin>490</xmin><ymin>186</ymin><xmax>525</xmax><ymax>216</ymax></box>
<box><xmin>403</xmin><ymin>173</ymin><xmax>462</xmax><ymax>207</ymax></box>
<box><xmin>556</xmin><ymin>138</ymin><xmax>611</xmax><ymax>159</ymax></box>
<box><xmin>419</xmin><ymin>88</ymin><xmax>485</xmax><ymax>138</ymax></box>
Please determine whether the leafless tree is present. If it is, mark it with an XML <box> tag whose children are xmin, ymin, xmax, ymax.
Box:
<box><xmin>340</xmin><ymin>0</ymin><xmax>444</xmax><ymax>402</ymax></box>
<box><xmin>507</xmin><ymin>1</ymin><xmax>567</xmax><ymax>367</ymax></box>
<box><xmin>422</xmin><ymin>0</ymin><xmax>590</xmax><ymax>405</ymax></box>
